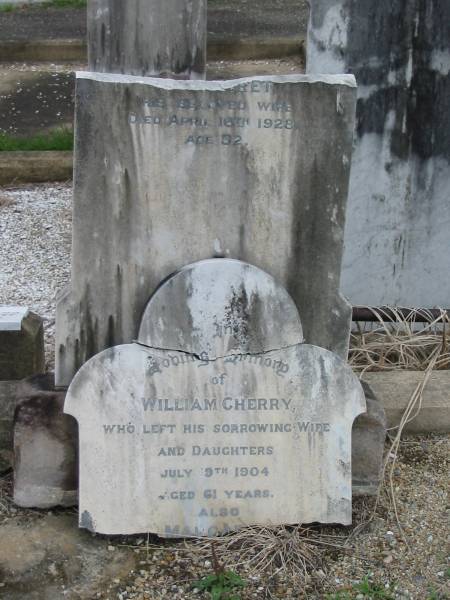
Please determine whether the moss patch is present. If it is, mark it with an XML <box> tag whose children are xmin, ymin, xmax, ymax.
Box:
<box><xmin>0</xmin><ymin>128</ymin><xmax>73</xmax><ymax>151</ymax></box>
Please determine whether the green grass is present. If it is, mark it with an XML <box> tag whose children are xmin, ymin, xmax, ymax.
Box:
<box><xmin>0</xmin><ymin>128</ymin><xmax>73</xmax><ymax>152</ymax></box>
<box><xmin>193</xmin><ymin>570</ymin><xmax>246</xmax><ymax>600</ymax></box>
<box><xmin>41</xmin><ymin>0</ymin><xmax>86</xmax><ymax>7</ymax></box>
<box><xmin>326</xmin><ymin>577</ymin><xmax>395</xmax><ymax>600</ymax></box>
<box><xmin>0</xmin><ymin>0</ymin><xmax>86</xmax><ymax>12</ymax></box>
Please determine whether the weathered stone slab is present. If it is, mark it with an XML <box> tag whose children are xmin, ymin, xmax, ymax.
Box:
<box><xmin>65</xmin><ymin>343</ymin><xmax>365</xmax><ymax>536</ymax></box>
<box><xmin>363</xmin><ymin>370</ymin><xmax>450</xmax><ymax>434</ymax></box>
<box><xmin>1</xmin><ymin>375</ymin><xmax>55</xmax><ymax>473</ymax></box>
<box><xmin>138</xmin><ymin>259</ymin><xmax>303</xmax><ymax>358</ymax></box>
<box><xmin>0</xmin><ymin>381</ymin><xmax>17</xmax><ymax>472</ymax></box>
<box><xmin>88</xmin><ymin>0</ymin><xmax>206</xmax><ymax>78</ymax></box>
<box><xmin>352</xmin><ymin>381</ymin><xmax>386</xmax><ymax>496</ymax></box>
<box><xmin>0</xmin><ymin>306</ymin><xmax>28</xmax><ymax>331</ymax></box>
<box><xmin>13</xmin><ymin>375</ymin><xmax>78</xmax><ymax>508</ymax></box>
<box><xmin>0</xmin><ymin>307</ymin><xmax>44</xmax><ymax>380</ymax></box>
<box><xmin>307</xmin><ymin>0</ymin><xmax>450</xmax><ymax>307</ymax></box>
<box><xmin>56</xmin><ymin>73</ymin><xmax>357</xmax><ymax>386</ymax></box>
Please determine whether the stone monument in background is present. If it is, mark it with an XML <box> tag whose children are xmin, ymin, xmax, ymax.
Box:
<box><xmin>65</xmin><ymin>260</ymin><xmax>366</xmax><ymax>536</ymax></box>
<box><xmin>307</xmin><ymin>0</ymin><xmax>450</xmax><ymax>307</ymax></box>
<box><xmin>88</xmin><ymin>0</ymin><xmax>207</xmax><ymax>78</ymax></box>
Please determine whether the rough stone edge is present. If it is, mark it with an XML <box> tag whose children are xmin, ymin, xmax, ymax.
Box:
<box><xmin>0</xmin><ymin>151</ymin><xmax>73</xmax><ymax>185</ymax></box>
<box><xmin>77</xmin><ymin>71</ymin><xmax>357</xmax><ymax>88</ymax></box>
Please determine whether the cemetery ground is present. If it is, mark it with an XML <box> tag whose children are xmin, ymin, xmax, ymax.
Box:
<box><xmin>0</xmin><ymin>4</ymin><xmax>304</xmax><ymax>183</ymax></box>
<box><xmin>0</xmin><ymin>184</ymin><xmax>449</xmax><ymax>599</ymax></box>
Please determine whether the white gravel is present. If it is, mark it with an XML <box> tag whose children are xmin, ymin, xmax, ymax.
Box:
<box><xmin>0</xmin><ymin>182</ymin><xmax>72</xmax><ymax>370</ymax></box>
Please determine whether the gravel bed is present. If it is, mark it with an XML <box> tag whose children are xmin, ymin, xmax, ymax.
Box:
<box><xmin>0</xmin><ymin>62</ymin><xmax>86</xmax><ymax>73</ymax></box>
<box><xmin>0</xmin><ymin>182</ymin><xmax>72</xmax><ymax>369</ymax></box>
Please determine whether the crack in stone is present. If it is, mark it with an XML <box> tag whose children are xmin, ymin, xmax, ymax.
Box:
<box><xmin>132</xmin><ymin>339</ymin><xmax>303</xmax><ymax>363</ymax></box>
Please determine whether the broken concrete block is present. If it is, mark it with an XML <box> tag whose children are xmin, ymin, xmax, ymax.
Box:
<box><xmin>13</xmin><ymin>374</ymin><xmax>78</xmax><ymax>508</ymax></box>
<box><xmin>1</xmin><ymin>374</ymin><xmax>56</xmax><ymax>473</ymax></box>
<box><xmin>0</xmin><ymin>381</ymin><xmax>18</xmax><ymax>472</ymax></box>
<box><xmin>352</xmin><ymin>381</ymin><xmax>387</xmax><ymax>496</ymax></box>
<box><xmin>363</xmin><ymin>370</ymin><xmax>450</xmax><ymax>434</ymax></box>
<box><xmin>0</xmin><ymin>307</ymin><xmax>45</xmax><ymax>380</ymax></box>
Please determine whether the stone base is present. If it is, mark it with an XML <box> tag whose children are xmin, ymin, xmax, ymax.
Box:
<box><xmin>0</xmin><ymin>310</ymin><xmax>44</xmax><ymax>380</ymax></box>
<box><xmin>13</xmin><ymin>374</ymin><xmax>78</xmax><ymax>509</ymax></box>
<box><xmin>352</xmin><ymin>381</ymin><xmax>387</xmax><ymax>496</ymax></box>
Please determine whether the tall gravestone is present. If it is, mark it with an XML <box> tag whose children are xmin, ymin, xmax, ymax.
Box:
<box><xmin>88</xmin><ymin>0</ymin><xmax>207</xmax><ymax>78</ymax></box>
<box><xmin>307</xmin><ymin>0</ymin><xmax>450</xmax><ymax>306</ymax></box>
<box><xmin>65</xmin><ymin>260</ymin><xmax>366</xmax><ymax>536</ymax></box>
<box><xmin>56</xmin><ymin>73</ymin><xmax>357</xmax><ymax>387</ymax></box>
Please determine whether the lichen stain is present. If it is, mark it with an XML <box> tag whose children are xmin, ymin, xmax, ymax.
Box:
<box><xmin>348</xmin><ymin>0</ymin><xmax>450</xmax><ymax>163</ymax></box>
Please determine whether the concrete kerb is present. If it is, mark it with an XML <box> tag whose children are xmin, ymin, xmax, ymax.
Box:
<box><xmin>362</xmin><ymin>370</ymin><xmax>450</xmax><ymax>434</ymax></box>
<box><xmin>208</xmin><ymin>36</ymin><xmax>304</xmax><ymax>61</ymax></box>
<box><xmin>0</xmin><ymin>151</ymin><xmax>73</xmax><ymax>185</ymax></box>
<box><xmin>0</xmin><ymin>39</ymin><xmax>85</xmax><ymax>62</ymax></box>
<box><xmin>0</xmin><ymin>36</ymin><xmax>304</xmax><ymax>63</ymax></box>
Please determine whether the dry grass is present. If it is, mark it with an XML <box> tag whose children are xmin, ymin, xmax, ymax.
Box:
<box><xmin>349</xmin><ymin>306</ymin><xmax>450</xmax><ymax>373</ymax></box>
<box><xmin>188</xmin><ymin>526</ymin><xmax>339</xmax><ymax>578</ymax></box>
<box><xmin>348</xmin><ymin>307</ymin><xmax>450</xmax><ymax>551</ymax></box>
<box><xmin>137</xmin><ymin>525</ymin><xmax>352</xmax><ymax>596</ymax></box>
<box><xmin>0</xmin><ymin>472</ymin><xmax>13</xmax><ymax>520</ymax></box>
<box><xmin>0</xmin><ymin>193</ymin><xmax>15</xmax><ymax>208</ymax></box>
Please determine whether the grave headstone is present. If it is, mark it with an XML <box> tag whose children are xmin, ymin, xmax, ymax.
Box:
<box><xmin>138</xmin><ymin>259</ymin><xmax>304</xmax><ymax>357</ymax></box>
<box><xmin>88</xmin><ymin>0</ymin><xmax>207</xmax><ymax>79</ymax></box>
<box><xmin>307</xmin><ymin>0</ymin><xmax>450</xmax><ymax>307</ymax></box>
<box><xmin>56</xmin><ymin>73</ymin><xmax>357</xmax><ymax>387</ymax></box>
<box><xmin>65</xmin><ymin>259</ymin><xmax>366</xmax><ymax>535</ymax></box>
<box><xmin>0</xmin><ymin>307</ymin><xmax>44</xmax><ymax>380</ymax></box>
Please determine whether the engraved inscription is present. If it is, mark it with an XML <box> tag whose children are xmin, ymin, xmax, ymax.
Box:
<box><xmin>128</xmin><ymin>80</ymin><xmax>300</xmax><ymax>148</ymax></box>
<box><xmin>97</xmin><ymin>359</ymin><xmax>336</xmax><ymax>536</ymax></box>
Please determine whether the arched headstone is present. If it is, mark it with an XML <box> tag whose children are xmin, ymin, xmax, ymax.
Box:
<box><xmin>65</xmin><ymin>260</ymin><xmax>365</xmax><ymax>536</ymax></box>
<box><xmin>138</xmin><ymin>259</ymin><xmax>303</xmax><ymax>358</ymax></box>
